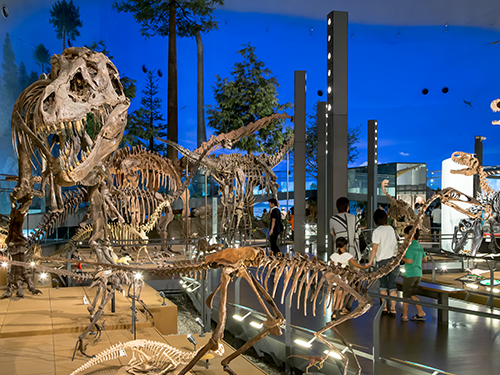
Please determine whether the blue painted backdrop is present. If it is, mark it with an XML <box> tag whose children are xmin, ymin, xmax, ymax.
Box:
<box><xmin>2</xmin><ymin>0</ymin><xmax>500</xmax><ymax>177</ymax></box>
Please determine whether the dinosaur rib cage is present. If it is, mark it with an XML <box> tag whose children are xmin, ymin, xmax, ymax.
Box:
<box><xmin>28</xmin><ymin>187</ymin><xmax>87</xmax><ymax>245</ymax></box>
<box><xmin>110</xmin><ymin>187</ymin><xmax>169</xmax><ymax>226</ymax></box>
<box><xmin>255</xmin><ymin>253</ymin><xmax>373</xmax><ymax>317</ymax></box>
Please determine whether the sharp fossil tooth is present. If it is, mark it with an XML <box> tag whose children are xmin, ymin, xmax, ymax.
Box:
<box><xmin>59</xmin><ymin>122</ymin><xmax>64</xmax><ymax>130</ymax></box>
<box><xmin>69</xmin><ymin>165</ymin><xmax>74</xmax><ymax>172</ymax></box>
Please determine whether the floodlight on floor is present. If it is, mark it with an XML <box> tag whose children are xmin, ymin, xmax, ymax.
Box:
<box><xmin>159</xmin><ymin>291</ymin><xmax>167</xmax><ymax>306</ymax></box>
<box><xmin>232</xmin><ymin>311</ymin><xmax>252</xmax><ymax>321</ymax></box>
<box><xmin>294</xmin><ymin>337</ymin><xmax>316</xmax><ymax>348</ymax></box>
<box><xmin>187</xmin><ymin>285</ymin><xmax>200</xmax><ymax>293</ymax></box>
<box><xmin>465</xmin><ymin>283</ymin><xmax>479</xmax><ymax>289</ymax></box>
<box><xmin>249</xmin><ymin>321</ymin><xmax>263</xmax><ymax>329</ymax></box>
<box><xmin>187</xmin><ymin>334</ymin><xmax>197</xmax><ymax>351</ymax></box>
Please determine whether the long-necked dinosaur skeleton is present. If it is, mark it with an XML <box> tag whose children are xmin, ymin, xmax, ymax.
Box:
<box><xmin>166</xmin><ymin>129</ymin><xmax>293</xmax><ymax>241</ymax></box>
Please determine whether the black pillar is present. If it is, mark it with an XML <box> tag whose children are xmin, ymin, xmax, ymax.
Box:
<box><xmin>326</xmin><ymin>11</ymin><xmax>348</xmax><ymax>256</ymax></box>
<box><xmin>368</xmin><ymin>119</ymin><xmax>379</xmax><ymax>229</ymax></box>
<box><xmin>294</xmin><ymin>71</ymin><xmax>306</xmax><ymax>254</ymax></box>
<box><xmin>317</xmin><ymin>102</ymin><xmax>327</xmax><ymax>260</ymax></box>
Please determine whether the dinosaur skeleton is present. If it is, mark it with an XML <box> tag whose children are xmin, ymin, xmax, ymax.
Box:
<box><xmin>0</xmin><ymin>186</ymin><xmax>477</xmax><ymax>374</ymax></box>
<box><xmin>287</xmin><ymin>353</ymin><xmax>329</xmax><ymax>374</ymax></box>
<box><xmin>381</xmin><ymin>179</ymin><xmax>416</xmax><ymax>224</ymax></box>
<box><xmin>167</xmin><ymin>131</ymin><xmax>293</xmax><ymax>240</ymax></box>
<box><xmin>449</xmin><ymin>151</ymin><xmax>500</xmax><ymax>255</ymax></box>
<box><xmin>70</xmin><ymin>339</ymin><xmax>224</xmax><ymax>375</ymax></box>
<box><xmin>3</xmin><ymin>47</ymin><xmax>130</xmax><ymax>299</ymax></box>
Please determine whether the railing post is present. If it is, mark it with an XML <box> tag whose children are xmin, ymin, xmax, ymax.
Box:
<box><xmin>373</xmin><ymin>302</ymin><xmax>384</xmax><ymax>375</ymax></box>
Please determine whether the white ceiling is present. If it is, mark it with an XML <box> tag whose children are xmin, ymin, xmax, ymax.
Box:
<box><xmin>223</xmin><ymin>0</ymin><xmax>500</xmax><ymax>29</ymax></box>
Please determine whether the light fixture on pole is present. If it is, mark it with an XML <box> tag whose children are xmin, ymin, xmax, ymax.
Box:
<box><xmin>159</xmin><ymin>291</ymin><xmax>167</xmax><ymax>306</ymax></box>
<box><xmin>195</xmin><ymin>317</ymin><xmax>205</xmax><ymax>337</ymax></box>
<box><xmin>187</xmin><ymin>334</ymin><xmax>197</xmax><ymax>351</ymax></box>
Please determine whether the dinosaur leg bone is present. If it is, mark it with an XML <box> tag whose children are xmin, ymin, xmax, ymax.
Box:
<box><xmin>220</xmin><ymin>269</ymin><xmax>285</xmax><ymax>375</ymax></box>
<box><xmin>178</xmin><ymin>268</ymin><xmax>233</xmax><ymax>375</ymax></box>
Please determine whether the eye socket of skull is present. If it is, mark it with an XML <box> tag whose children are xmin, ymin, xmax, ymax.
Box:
<box><xmin>86</xmin><ymin>60</ymin><xmax>98</xmax><ymax>80</ymax></box>
<box><xmin>107</xmin><ymin>63</ymin><xmax>123</xmax><ymax>97</ymax></box>
<box><xmin>70</xmin><ymin>71</ymin><xmax>91</xmax><ymax>102</ymax></box>
<box><xmin>43</xmin><ymin>92</ymin><xmax>56</xmax><ymax>113</ymax></box>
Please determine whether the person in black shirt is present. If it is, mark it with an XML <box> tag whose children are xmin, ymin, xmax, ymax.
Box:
<box><xmin>268</xmin><ymin>198</ymin><xmax>283</xmax><ymax>255</ymax></box>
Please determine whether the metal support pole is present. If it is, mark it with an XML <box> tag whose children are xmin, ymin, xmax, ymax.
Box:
<box><xmin>285</xmin><ymin>291</ymin><xmax>292</xmax><ymax>375</ymax></box>
<box><xmin>317</xmin><ymin>102</ymin><xmax>327</xmax><ymax>260</ymax></box>
<box><xmin>111</xmin><ymin>289</ymin><xmax>115</xmax><ymax>313</ymax></box>
<box><xmin>212</xmin><ymin>197</ymin><xmax>217</xmax><ymax>242</ymax></box>
<box><xmin>474</xmin><ymin>136</ymin><xmax>486</xmax><ymax>198</ymax></box>
<box><xmin>294</xmin><ymin>70</ymin><xmax>306</xmax><ymax>254</ymax></box>
<box><xmin>131</xmin><ymin>277</ymin><xmax>136</xmax><ymax>339</ymax></box>
<box><xmin>372</xmin><ymin>302</ymin><xmax>384</xmax><ymax>375</ymax></box>
<box><xmin>205</xmin><ymin>173</ymin><xmax>208</xmax><ymax>237</ymax></box>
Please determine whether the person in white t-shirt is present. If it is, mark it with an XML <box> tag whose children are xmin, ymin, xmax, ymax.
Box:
<box><xmin>367</xmin><ymin>209</ymin><xmax>400</xmax><ymax>316</ymax></box>
<box><xmin>330</xmin><ymin>237</ymin><xmax>369</xmax><ymax>316</ymax></box>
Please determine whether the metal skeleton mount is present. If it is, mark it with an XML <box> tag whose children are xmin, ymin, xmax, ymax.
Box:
<box><xmin>450</xmin><ymin>151</ymin><xmax>500</xmax><ymax>255</ymax></box>
<box><xmin>69</xmin><ymin>339</ymin><xmax>224</xmax><ymax>375</ymax></box>
<box><xmin>164</xmin><ymin>113</ymin><xmax>293</xmax><ymax>241</ymax></box>
<box><xmin>59</xmin><ymin>186</ymin><xmax>477</xmax><ymax>375</ymax></box>
<box><xmin>3</xmin><ymin>47</ymin><xmax>130</xmax><ymax>299</ymax></box>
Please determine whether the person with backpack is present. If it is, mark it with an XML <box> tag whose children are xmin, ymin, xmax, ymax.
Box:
<box><xmin>268</xmin><ymin>198</ymin><xmax>283</xmax><ymax>255</ymax></box>
<box><xmin>330</xmin><ymin>197</ymin><xmax>361</xmax><ymax>260</ymax></box>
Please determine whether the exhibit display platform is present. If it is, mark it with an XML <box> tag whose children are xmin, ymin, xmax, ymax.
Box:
<box><xmin>0</xmin><ymin>283</ymin><xmax>177</xmax><ymax>337</ymax></box>
<box><xmin>0</xmin><ymin>284</ymin><xmax>267</xmax><ymax>375</ymax></box>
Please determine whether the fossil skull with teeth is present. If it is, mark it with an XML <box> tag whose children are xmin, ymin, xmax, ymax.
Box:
<box><xmin>15</xmin><ymin>47</ymin><xmax>130</xmax><ymax>187</ymax></box>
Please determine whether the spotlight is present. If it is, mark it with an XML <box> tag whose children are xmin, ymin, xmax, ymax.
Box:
<box><xmin>52</xmin><ymin>278</ymin><xmax>60</xmax><ymax>289</ymax></box>
<box><xmin>2</xmin><ymin>262</ymin><xmax>8</xmax><ymax>268</ymax></box>
<box><xmin>2</xmin><ymin>5</ymin><xmax>8</xmax><ymax>19</ymax></box>
<box><xmin>294</xmin><ymin>337</ymin><xmax>316</xmax><ymax>348</ymax></box>
<box><xmin>40</xmin><ymin>272</ymin><xmax>47</xmax><ymax>280</ymax></box>
<box><xmin>232</xmin><ymin>311</ymin><xmax>251</xmax><ymax>321</ymax></box>
<box><xmin>30</xmin><ymin>261</ymin><xmax>35</xmax><ymax>267</ymax></box>
<box><xmin>159</xmin><ymin>291</ymin><xmax>166</xmax><ymax>306</ymax></box>
<box><xmin>134</xmin><ymin>272</ymin><xmax>143</xmax><ymax>281</ymax></box>
<box><xmin>422</xmin><ymin>88</ymin><xmax>429</xmax><ymax>95</ymax></box>
<box><xmin>250</xmin><ymin>321</ymin><xmax>263</xmax><ymax>329</ymax></box>
<box><xmin>187</xmin><ymin>334</ymin><xmax>197</xmax><ymax>350</ymax></box>
<box><xmin>195</xmin><ymin>317</ymin><xmax>205</xmax><ymax>328</ymax></box>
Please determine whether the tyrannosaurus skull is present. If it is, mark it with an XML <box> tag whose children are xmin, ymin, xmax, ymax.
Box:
<box><xmin>17</xmin><ymin>47</ymin><xmax>130</xmax><ymax>186</ymax></box>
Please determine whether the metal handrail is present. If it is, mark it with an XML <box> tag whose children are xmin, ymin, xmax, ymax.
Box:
<box><xmin>369</xmin><ymin>291</ymin><xmax>500</xmax><ymax>375</ymax></box>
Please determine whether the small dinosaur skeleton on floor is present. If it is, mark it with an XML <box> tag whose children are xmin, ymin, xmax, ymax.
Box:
<box><xmin>69</xmin><ymin>339</ymin><xmax>224</xmax><ymax>375</ymax></box>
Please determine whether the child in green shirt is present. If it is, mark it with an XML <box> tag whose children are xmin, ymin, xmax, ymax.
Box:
<box><xmin>402</xmin><ymin>225</ymin><xmax>428</xmax><ymax>322</ymax></box>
